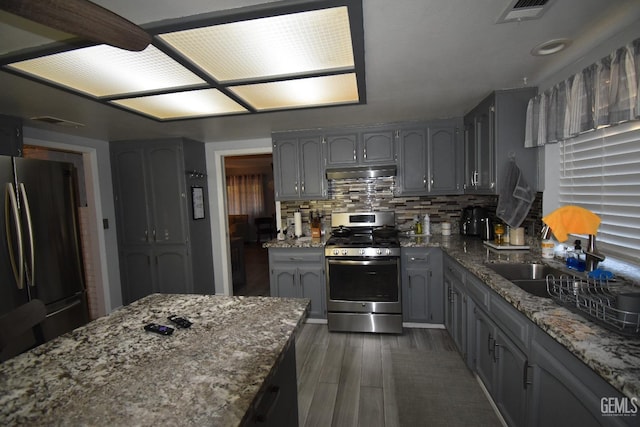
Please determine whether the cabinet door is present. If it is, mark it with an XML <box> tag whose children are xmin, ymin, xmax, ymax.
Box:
<box><xmin>273</xmin><ymin>139</ymin><xmax>299</xmax><ymax>200</ymax></box>
<box><xmin>476</xmin><ymin>105</ymin><xmax>495</xmax><ymax>191</ymax></box>
<box><xmin>428</xmin><ymin>125</ymin><xmax>460</xmax><ymax>194</ymax></box>
<box><xmin>325</xmin><ymin>133</ymin><xmax>358</xmax><ymax>167</ymax></box>
<box><xmin>473</xmin><ymin>306</ymin><xmax>495</xmax><ymax>394</ymax></box>
<box><xmin>464</xmin><ymin>119</ymin><xmax>477</xmax><ymax>191</ymax></box>
<box><xmin>146</xmin><ymin>144</ymin><xmax>188</xmax><ymax>244</ymax></box>
<box><xmin>445</xmin><ymin>273</ymin><xmax>466</xmax><ymax>356</ymax></box>
<box><xmin>494</xmin><ymin>329</ymin><xmax>528</xmax><ymax>427</ymax></box>
<box><xmin>398</xmin><ymin>128</ymin><xmax>428</xmax><ymax>195</ymax></box>
<box><xmin>155</xmin><ymin>247</ymin><xmax>192</xmax><ymax>294</ymax></box>
<box><xmin>361</xmin><ymin>130</ymin><xmax>395</xmax><ymax>164</ymax></box>
<box><xmin>299</xmin><ymin>136</ymin><xmax>325</xmax><ymax>199</ymax></box>
<box><xmin>119</xmin><ymin>249</ymin><xmax>154</xmax><ymax>304</ymax></box>
<box><xmin>112</xmin><ymin>148</ymin><xmax>151</xmax><ymax>246</ymax></box>
<box><xmin>299</xmin><ymin>265</ymin><xmax>325</xmax><ymax>318</ymax></box>
<box><xmin>270</xmin><ymin>267</ymin><xmax>298</xmax><ymax>299</ymax></box>
<box><xmin>404</xmin><ymin>268</ymin><xmax>430</xmax><ymax>323</ymax></box>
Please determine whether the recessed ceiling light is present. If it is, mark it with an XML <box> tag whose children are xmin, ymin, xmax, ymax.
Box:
<box><xmin>531</xmin><ymin>38</ymin><xmax>571</xmax><ymax>56</ymax></box>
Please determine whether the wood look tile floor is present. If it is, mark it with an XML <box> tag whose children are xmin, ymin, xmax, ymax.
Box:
<box><xmin>294</xmin><ymin>323</ymin><xmax>498</xmax><ymax>427</ymax></box>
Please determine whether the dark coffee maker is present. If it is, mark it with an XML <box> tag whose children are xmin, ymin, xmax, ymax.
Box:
<box><xmin>460</xmin><ymin>206</ymin><xmax>491</xmax><ymax>237</ymax></box>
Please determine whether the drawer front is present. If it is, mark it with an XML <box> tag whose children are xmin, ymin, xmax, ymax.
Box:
<box><xmin>466</xmin><ymin>274</ymin><xmax>490</xmax><ymax>310</ymax></box>
<box><xmin>444</xmin><ymin>255</ymin><xmax>465</xmax><ymax>284</ymax></box>
<box><xmin>402</xmin><ymin>248</ymin><xmax>432</xmax><ymax>266</ymax></box>
<box><xmin>490</xmin><ymin>294</ymin><xmax>529</xmax><ymax>350</ymax></box>
<box><xmin>269</xmin><ymin>248</ymin><xmax>324</xmax><ymax>264</ymax></box>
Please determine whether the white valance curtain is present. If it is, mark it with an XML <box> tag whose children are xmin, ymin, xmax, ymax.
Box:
<box><xmin>525</xmin><ymin>37</ymin><xmax>640</xmax><ymax>147</ymax></box>
<box><xmin>226</xmin><ymin>174</ymin><xmax>265</xmax><ymax>220</ymax></box>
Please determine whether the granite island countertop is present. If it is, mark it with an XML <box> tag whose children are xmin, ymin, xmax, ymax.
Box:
<box><xmin>0</xmin><ymin>294</ymin><xmax>309</xmax><ymax>426</ymax></box>
<box><xmin>264</xmin><ymin>234</ymin><xmax>640</xmax><ymax>400</ymax></box>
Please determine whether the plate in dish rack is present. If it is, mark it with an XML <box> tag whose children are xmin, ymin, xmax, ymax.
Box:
<box><xmin>483</xmin><ymin>241</ymin><xmax>530</xmax><ymax>250</ymax></box>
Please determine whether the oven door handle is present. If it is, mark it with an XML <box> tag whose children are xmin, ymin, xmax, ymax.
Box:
<box><xmin>327</xmin><ymin>259</ymin><xmax>398</xmax><ymax>266</ymax></box>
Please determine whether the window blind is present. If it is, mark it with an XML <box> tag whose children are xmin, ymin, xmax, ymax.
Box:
<box><xmin>559</xmin><ymin>122</ymin><xmax>640</xmax><ymax>263</ymax></box>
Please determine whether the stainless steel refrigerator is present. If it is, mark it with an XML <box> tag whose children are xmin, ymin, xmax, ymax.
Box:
<box><xmin>1</xmin><ymin>156</ymin><xmax>89</xmax><ymax>344</ymax></box>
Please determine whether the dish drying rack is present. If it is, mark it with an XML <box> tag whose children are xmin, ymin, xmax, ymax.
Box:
<box><xmin>546</xmin><ymin>275</ymin><xmax>640</xmax><ymax>337</ymax></box>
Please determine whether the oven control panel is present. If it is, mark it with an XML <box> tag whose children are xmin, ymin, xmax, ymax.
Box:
<box><xmin>324</xmin><ymin>247</ymin><xmax>400</xmax><ymax>257</ymax></box>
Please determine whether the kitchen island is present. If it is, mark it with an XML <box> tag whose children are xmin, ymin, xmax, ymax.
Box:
<box><xmin>0</xmin><ymin>294</ymin><xmax>309</xmax><ymax>426</ymax></box>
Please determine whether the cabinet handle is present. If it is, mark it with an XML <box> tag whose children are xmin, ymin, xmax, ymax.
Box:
<box><xmin>353</xmin><ymin>148</ymin><xmax>357</xmax><ymax>161</ymax></box>
<box><xmin>487</xmin><ymin>333</ymin><xmax>493</xmax><ymax>354</ymax></box>
<box><xmin>523</xmin><ymin>361</ymin><xmax>532</xmax><ymax>389</ymax></box>
<box><xmin>144</xmin><ymin>229</ymin><xmax>149</xmax><ymax>242</ymax></box>
<box><xmin>423</xmin><ymin>176</ymin><xmax>427</xmax><ymax>188</ymax></box>
<box><xmin>153</xmin><ymin>228</ymin><xmax>157</xmax><ymax>242</ymax></box>
<box><xmin>294</xmin><ymin>182</ymin><xmax>298</xmax><ymax>193</ymax></box>
<box><xmin>363</xmin><ymin>147</ymin><xmax>367</xmax><ymax>160</ymax></box>
<box><xmin>493</xmin><ymin>342</ymin><xmax>500</xmax><ymax>362</ymax></box>
<box><xmin>430</xmin><ymin>174</ymin><xmax>434</xmax><ymax>188</ymax></box>
<box><xmin>301</xmin><ymin>181</ymin><xmax>305</xmax><ymax>193</ymax></box>
<box><xmin>410</xmin><ymin>257</ymin><xmax>426</xmax><ymax>261</ymax></box>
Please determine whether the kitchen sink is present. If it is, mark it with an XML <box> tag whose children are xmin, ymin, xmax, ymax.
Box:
<box><xmin>486</xmin><ymin>263</ymin><xmax>568</xmax><ymax>298</ymax></box>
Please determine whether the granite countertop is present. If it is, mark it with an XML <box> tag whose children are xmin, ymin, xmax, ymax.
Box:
<box><xmin>0</xmin><ymin>294</ymin><xmax>309</xmax><ymax>426</ymax></box>
<box><xmin>263</xmin><ymin>236</ymin><xmax>326</xmax><ymax>248</ymax></box>
<box><xmin>402</xmin><ymin>234</ymin><xmax>640</xmax><ymax>400</ymax></box>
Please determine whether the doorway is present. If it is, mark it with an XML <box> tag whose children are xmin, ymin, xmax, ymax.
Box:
<box><xmin>224</xmin><ymin>154</ymin><xmax>274</xmax><ymax>296</ymax></box>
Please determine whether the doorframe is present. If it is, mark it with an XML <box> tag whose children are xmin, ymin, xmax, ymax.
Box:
<box><xmin>207</xmin><ymin>139</ymin><xmax>272</xmax><ymax>296</ymax></box>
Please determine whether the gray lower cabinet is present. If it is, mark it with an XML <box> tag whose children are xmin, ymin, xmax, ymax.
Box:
<box><xmin>111</xmin><ymin>138</ymin><xmax>214</xmax><ymax>304</ymax></box>
<box><xmin>443</xmin><ymin>255</ymin><xmax>467</xmax><ymax>358</ymax></box>
<box><xmin>268</xmin><ymin>248</ymin><xmax>325</xmax><ymax>319</ymax></box>
<box><xmin>244</xmin><ymin>338</ymin><xmax>298</xmax><ymax>426</ymax></box>
<box><xmin>397</xmin><ymin>118</ymin><xmax>463</xmax><ymax>196</ymax></box>
<box><xmin>401</xmin><ymin>248</ymin><xmax>443</xmax><ymax>323</ymax></box>
<box><xmin>272</xmin><ymin>133</ymin><xmax>326</xmax><ymax>201</ymax></box>
<box><xmin>528</xmin><ymin>328</ymin><xmax>633</xmax><ymax>427</ymax></box>
<box><xmin>471</xmin><ymin>304</ymin><xmax>528</xmax><ymax>427</ymax></box>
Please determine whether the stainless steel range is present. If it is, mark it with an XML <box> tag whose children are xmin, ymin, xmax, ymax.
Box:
<box><xmin>324</xmin><ymin>212</ymin><xmax>402</xmax><ymax>334</ymax></box>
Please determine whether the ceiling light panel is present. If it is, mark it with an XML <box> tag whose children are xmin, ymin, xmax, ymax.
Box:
<box><xmin>230</xmin><ymin>73</ymin><xmax>359</xmax><ymax>111</ymax></box>
<box><xmin>111</xmin><ymin>89</ymin><xmax>248</xmax><ymax>119</ymax></box>
<box><xmin>8</xmin><ymin>45</ymin><xmax>206</xmax><ymax>97</ymax></box>
<box><xmin>159</xmin><ymin>6</ymin><xmax>354</xmax><ymax>82</ymax></box>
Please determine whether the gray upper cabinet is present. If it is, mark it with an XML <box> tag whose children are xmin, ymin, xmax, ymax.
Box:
<box><xmin>398</xmin><ymin>118</ymin><xmax>462</xmax><ymax>196</ymax></box>
<box><xmin>325</xmin><ymin>126</ymin><xmax>396</xmax><ymax>168</ymax></box>
<box><xmin>464</xmin><ymin>88</ymin><xmax>538</xmax><ymax>194</ymax></box>
<box><xmin>111</xmin><ymin>138</ymin><xmax>214</xmax><ymax>304</ymax></box>
<box><xmin>272</xmin><ymin>133</ymin><xmax>326</xmax><ymax>201</ymax></box>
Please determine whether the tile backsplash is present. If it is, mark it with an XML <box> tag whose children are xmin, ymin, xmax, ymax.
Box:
<box><xmin>280</xmin><ymin>176</ymin><xmax>542</xmax><ymax>235</ymax></box>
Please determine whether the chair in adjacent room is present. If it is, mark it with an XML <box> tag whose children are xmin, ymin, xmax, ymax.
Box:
<box><xmin>255</xmin><ymin>216</ymin><xmax>276</xmax><ymax>243</ymax></box>
<box><xmin>0</xmin><ymin>299</ymin><xmax>46</xmax><ymax>362</ymax></box>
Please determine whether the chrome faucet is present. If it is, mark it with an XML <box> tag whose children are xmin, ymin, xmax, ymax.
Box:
<box><xmin>585</xmin><ymin>234</ymin><xmax>605</xmax><ymax>272</ymax></box>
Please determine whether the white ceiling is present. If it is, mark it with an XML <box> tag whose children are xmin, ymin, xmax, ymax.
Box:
<box><xmin>1</xmin><ymin>0</ymin><xmax>639</xmax><ymax>144</ymax></box>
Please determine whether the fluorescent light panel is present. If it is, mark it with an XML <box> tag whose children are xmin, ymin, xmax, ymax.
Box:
<box><xmin>4</xmin><ymin>4</ymin><xmax>361</xmax><ymax>120</ymax></box>
<box><xmin>8</xmin><ymin>45</ymin><xmax>206</xmax><ymax>97</ymax></box>
<box><xmin>230</xmin><ymin>73</ymin><xmax>359</xmax><ymax>110</ymax></box>
<box><xmin>111</xmin><ymin>89</ymin><xmax>248</xmax><ymax>119</ymax></box>
<box><xmin>159</xmin><ymin>6</ymin><xmax>354</xmax><ymax>82</ymax></box>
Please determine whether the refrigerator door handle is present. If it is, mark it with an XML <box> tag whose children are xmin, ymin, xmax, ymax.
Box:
<box><xmin>5</xmin><ymin>183</ymin><xmax>24</xmax><ymax>289</ymax></box>
<box><xmin>18</xmin><ymin>183</ymin><xmax>35</xmax><ymax>288</ymax></box>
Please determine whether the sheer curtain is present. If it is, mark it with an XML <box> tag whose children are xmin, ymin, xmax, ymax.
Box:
<box><xmin>226</xmin><ymin>174</ymin><xmax>265</xmax><ymax>220</ymax></box>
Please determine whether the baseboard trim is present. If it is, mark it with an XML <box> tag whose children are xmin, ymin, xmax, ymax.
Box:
<box><xmin>305</xmin><ymin>318</ymin><xmax>328</xmax><ymax>324</ymax></box>
<box><xmin>475</xmin><ymin>374</ymin><xmax>508</xmax><ymax>427</ymax></box>
<box><xmin>403</xmin><ymin>322</ymin><xmax>446</xmax><ymax>329</ymax></box>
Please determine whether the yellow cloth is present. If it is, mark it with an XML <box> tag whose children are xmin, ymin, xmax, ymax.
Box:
<box><xmin>542</xmin><ymin>205</ymin><xmax>601</xmax><ymax>242</ymax></box>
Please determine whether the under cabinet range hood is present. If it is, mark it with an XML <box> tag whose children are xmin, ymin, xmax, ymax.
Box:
<box><xmin>326</xmin><ymin>165</ymin><xmax>397</xmax><ymax>180</ymax></box>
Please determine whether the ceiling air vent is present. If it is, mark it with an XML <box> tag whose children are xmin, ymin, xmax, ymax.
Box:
<box><xmin>30</xmin><ymin>116</ymin><xmax>84</xmax><ymax>128</ymax></box>
<box><xmin>496</xmin><ymin>0</ymin><xmax>554</xmax><ymax>23</ymax></box>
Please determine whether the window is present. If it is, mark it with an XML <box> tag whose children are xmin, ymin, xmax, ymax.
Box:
<box><xmin>559</xmin><ymin>121</ymin><xmax>640</xmax><ymax>263</ymax></box>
